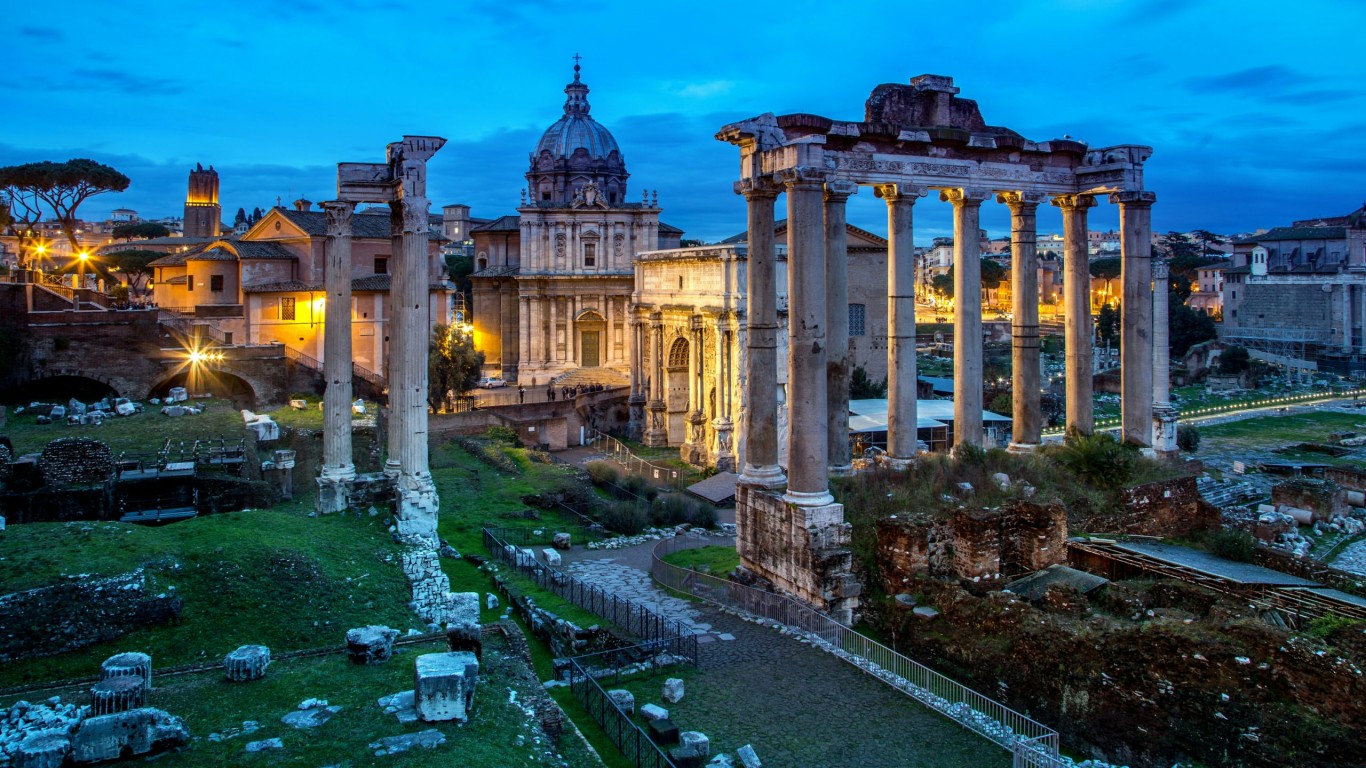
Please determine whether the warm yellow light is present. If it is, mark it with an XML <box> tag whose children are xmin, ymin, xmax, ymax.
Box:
<box><xmin>189</xmin><ymin>350</ymin><xmax>205</xmax><ymax>364</ymax></box>
<box><xmin>35</xmin><ymin>245</ymin><xmax>47</xmax><ymax>256</ymax></box>
<box><xmin>78</xmin><ymin>251</ymin><xmax>90</xmax><ymax>262</ymax></box>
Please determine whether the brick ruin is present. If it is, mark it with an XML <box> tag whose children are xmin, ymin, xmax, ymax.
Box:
<box><xmin>1072</xmin><ymin>476</ymin><xmax>1221</xmax><ymax>538</ymax></box>
<box><xmin>875</xmin><ymin>499</ymin><xmax>1069</xmax><ymax>584</ymax></box>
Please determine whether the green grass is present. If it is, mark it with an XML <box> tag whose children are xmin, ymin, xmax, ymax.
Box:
<box><xmin>662</xmin><ymin>546</ymin><xmax>739</xmax><ymax>576</ymax></box>
<box><xmin>1195</xmin><ymin>410</ymin><xmax>1366</xmax><ymax>445</ymax></box>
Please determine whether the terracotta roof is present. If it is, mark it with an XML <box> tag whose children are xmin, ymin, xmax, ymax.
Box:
<box><xmin>277</xmin><ymin>209</ymin><xmax>392</xmax><ymax>238</ymax></box>
<box><xmin>148</xmin><ymin>252</ymin><xmax>189</xmax><ymax>267</ymax></box>
<box><xmin>165</xmin><ymin>275</ymin><xmax>189</xmax><ymax>285</ymax></box>
<box><xmin>242</xmin><ymin>276</ymin><xmax>452</xmax><ymax>293</ymax></box>
<box><xmin>1232</xmin><ymin>226</ymin><xmax>1347</xmax><ymax>245</ymax></box>
<box><xmin>471</xmin><ymin>215</ymin><xmax>521</xmax><ymax>233</ymax></box>
<box><xmin>233</xmin><ymin>241</ymin><xmax>297</xmax><ymax>260</ymax></box>
<box><xmin>470</xmin><ymin>265</ymin><xmax>519</xmax><ymax>279</ymax></box>
<box><xmin>185</xmin><ymin>247</ymin><xmax>238</xmax><ymax>262</ymax></box>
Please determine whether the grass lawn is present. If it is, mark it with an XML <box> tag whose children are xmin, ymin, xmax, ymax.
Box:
<box><xmin>662</xmin><ymin>546</ymin><xmax>739</xmax><ymax>576</ymax></box>
<box><xmin>1194</xmin><ymin>410</ymin><xmax>1366</xmax><ymax>446</ymax></box>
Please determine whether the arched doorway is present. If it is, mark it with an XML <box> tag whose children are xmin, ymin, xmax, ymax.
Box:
<box><xmin>12</xmin><ymin>375</ymin><xmax>117</xmax><ymax>404</ymax></box>
<box><xmin>150</xmin><ymin>370</ymin><xmax>257</xmax><ymax>409</ymax></box>
<box><xmin>666</xmin><ymin>336</ymin><xmax>689</xmax><ymax>444</ymax></box>
<box><xmin>576</xmin><ymin>310</ymin><xmax>606</xmax><ymax>368</ymax></box>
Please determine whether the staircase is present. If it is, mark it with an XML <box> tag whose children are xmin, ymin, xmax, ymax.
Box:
<box><xmin>1197</xmin><ymin>476</ymin><xmax>1259</xmax><ymax>508</ymax></box>
<box><xmin>551</xmin><ymin>366</ymin><xmax>629</xmax><ymax>389</ymax></box>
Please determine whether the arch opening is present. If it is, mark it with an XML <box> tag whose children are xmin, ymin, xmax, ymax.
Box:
<box><xmin>149</xmin><ymin>370</ymin><xmax>257</xmax><ymax>410</ymax></box>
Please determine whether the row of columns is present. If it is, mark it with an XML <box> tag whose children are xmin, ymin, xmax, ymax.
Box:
<box><xmin>737</xmin><ymin>171</ymin><xmax>1159</xmax><ymax>508</ymax></box>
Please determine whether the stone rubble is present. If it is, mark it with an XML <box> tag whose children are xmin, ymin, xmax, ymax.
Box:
<box><xmin>736</xmin><ymin>743</ymin><xmax>762</xmax><ymax>768</ymax></box>
<box><xmin>346</xmin><ymin>625</ymin><xmax>397</xmax><ymax>665</ymax></box>
<box><xmin>223</xmin><ymin>644</ymin><xmax>270</xmax><ymax>682</ymax></box>
<box><xmin>244</xmin><ymin>737</ymin><xmax>284</xmax><ymax>753</ymax></box>
<box><xmin>662</xmin><ymin>678</ymin><xmax>685</xmax><ymax>704</ymax></box>
<box><xmin>376</xmin><ymin>691</ymin><xmax>419</xmax><ymax>724</ymax></box>
<box><xmin>367</xmin><ymin>729</ymin><xmax>446</xmax><ymax>756</ymax></box>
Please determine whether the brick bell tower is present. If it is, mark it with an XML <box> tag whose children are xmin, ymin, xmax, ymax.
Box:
<box><xmin>183</xmin><ymin>163</ymin><xmax>221</xmax><ymax>238</ymax></box>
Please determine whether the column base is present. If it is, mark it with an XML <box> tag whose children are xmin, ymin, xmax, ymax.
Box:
<box><xmin>316</xmin><ymin>465</ymin><xmax>357</xmax><ymax>514</ymax></box>
<box><xmin>735</xmin><ymin>485</ymin><xmax>858</xmax><ymax>624</ymax></box>
<box><xmin>627</xmin><ymin>395</ymin><xmax>646</xmax><ymax>441</ymax></box>
<box><xmin>383</xmin><ymin>459</ymin><xmax>401</xmax><ymax>480</ymax></box>
<box><xmin>1006</xmin><ymin>442</ymin><xmax>1041</xmax><ymax>454</ymax></box>
<box><xmin>714</xmin><ymin>453</ymin><xmax>736</xmax><ymax>473</ymax></box>
<box><xmin>828</xmin><ymin>463</ymin><xmax>854</xmax><ymax>478</ymax></box>
<box><xmin>783</xmin><ymin>488</ymin><xmax>835</xmax><ymax>508</ymax></box>
<box><xmin>1152</xmin><ymin>405</ymin><xmax>1179</xmax><ymax>457</ymax></box>
<box><xmin>738</xmin><ymin>463</ymin><xmax>786</xmax><ymax>490</ymax></box>
<box><xmin>395</xmin><ymin>474</ymin><xmax>440</xmax><ymax>542</ymax></box>
<box><xmin>880</xmin><ymin>455</ymin><xmax>916</xmax><ymax>471</ymax></box>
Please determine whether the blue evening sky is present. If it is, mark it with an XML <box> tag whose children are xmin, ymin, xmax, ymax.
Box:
<box><xmin>4</xmin><ymin>0</ymin><xmax>1363</xmax><ymax>244</ymax></box>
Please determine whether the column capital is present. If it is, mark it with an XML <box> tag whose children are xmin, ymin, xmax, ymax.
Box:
<box><xmin>397</xmin><ymin>195</ymin><xmax>430</xmax><ymax>233</ymax></box>
<box><xmin>1153</xmin><ymin>259</ymin><xmax>1170</xmax><ymax>280</ymax></box>
<box><xmin>824</xmin><ymin>180</ymin><xmax>859</xmax><ymax>202</ymax></box>
<box><xmin>939</xmin><ymin>187</ymin><xmax>991</xmax><ymax>206</ymax></box>
<box><xmin>995</xmin><ymin>190</ymin><xmax>1048</xmax><ymax>211</ymax></box>
<box><xmin>873</xmin><ymin>183</ymin><xmax>928</xmax><ymax>203</ymax></box>
<box><xmin>1110</xmin><ymin>189</ymin><xmax>1157</xmax><ymax>207</ymax></box>
<box><xmin>734</xmin><ymin>177</ymin><xmax>780</xmax><ymax>200</ymax></box>
<box><xmin>1050</xmin><ymin>193</ymin><xmax>1097</xmax><ymax>211</ymax></box>
<box><xmin>322</xmin><ymin>200</ymin><xmax>354</xmax><ymax>237</ymax></box>
<box><xmin>777</xmin><ymin>166</ymin><xmax>828</xmax><ymax>189</ymax></box>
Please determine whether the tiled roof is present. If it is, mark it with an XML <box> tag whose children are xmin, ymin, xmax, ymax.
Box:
<box><xmin>275</xmin><ymin>209</ymin><xmax>450</xmax><ymax>242</ymax></box>
<box><xmin>471</xmin><ymin>265</ymin><xmax>519</xmax><ymax>279</ymax></box>
<box><xmin>1224</xmin><ymin>265</ymin><xmax>1251</xmax><ymax>274</ymax></box>
<box><xmin>148</xmin><ymin>252</ymin><xmax>189</xmax><ymax>267</ymax></box>
<box><xmin>233</xmin><ymin>241</ymin><xmax>297</xmax><ymax>260</ymax></box>
<box><xmin>165</xmin><ymin>275</ymin><xmax>189</xmax><ymax>285</ymax></box>
<box><xmin>185</xmin><ymin>247</ymin><xmax>238</xmax><ymax>262</ymax></box>
<box><xmin>659</xmin><ymin>222</ymin><xmax>683</xmax><ymax>234</ymax></box>
<box><xmin>243</xmin><ymin>276</ymin><xmax>452</xmax><ymax>293</ymax></box>
<box><xmin>471</xmin><ymin>215</ymin><xmax>521</xmax><ymax>233</ymax></box>
<box><xmin>1233</xmin><ymin>226</ymin><xmax>1347</xmax><ymax>245</ymax></box>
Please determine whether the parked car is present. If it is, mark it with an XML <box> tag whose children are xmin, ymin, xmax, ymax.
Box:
<box><xmin>477</xmin><ymin>376</ymin><xmax>507</xmax><ymax>389</ymax></box>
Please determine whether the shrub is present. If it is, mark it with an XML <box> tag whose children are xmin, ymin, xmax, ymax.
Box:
<box><xmin>1306</xmin><ymin>612</ymin><xmax>1363</xmax><ymax>640</ymax></box>
<box><xmin>989</xmin><ymin>392</ymin><xmax>1013</xmax><ymax>416</ymax></box>
<box><xmin>484</xmin><ymin>425</ymin><xmax>519</xmax><ymax>445</ymax></box>
<box><xmin>649</xmin><ymin>493</ymin><xmax>711</xmax><ymax>528</ymax></box>
<box><xmin>1050</xmin><ymin>431</ymin><xmax>1136</xmax><ymax>490</ymax></box>
<box><xmin>1177</xmin><ymin>425</ymin><xmax>1201</xmax><ymax>452</ymax></box>
<box><xmin>1208</xmin><ymin>527</ymin><xmax>1255</xmax><ymax>562</ymax></box>
<box><xmin>600</xmin><ymin>500</ymin><xmax>648</xmax><ymax>535</ymax></box>
<box><xmin>618</xmin><ymin>473</ymin><xmax>653</xmax><ymax>501</ymax></box>
<box><xmin>585</xmin><ymin>460</ymin><xmax>622</xmax><ymax>486</ymax></box>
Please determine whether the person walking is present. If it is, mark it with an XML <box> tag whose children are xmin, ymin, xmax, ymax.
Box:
<box><xmin>517</xmin><ymin>385</ymin><xmax>526</xmax><ymax>404</ymax></box>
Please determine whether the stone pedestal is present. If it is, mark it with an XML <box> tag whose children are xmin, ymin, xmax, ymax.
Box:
<box><xmin>347</xmin><ymin>625</ymin><xmax>398</xmax><ymax>665</ymax></box>
<box><xmin>13</xmin><ymin>732</ymin><xmax>70</xmax><ymax>768</ymax></box>
<box><xmin>396</xmin><ymin>475</ymin><xmax>440</xmax><ymax>541</ymax></box>
<box><xmin>1153</xmin><ymin>405</ymin><xmax>1179</xmax><ymax>459</ymax></box>
<box><xmin>90</xmin><ymin>676</ymin><xmax>147</xmax><ymax>715</ymax></box>
<box><xmin>101</xmin><ymin>652</ymin><xmax>152</xmax><ymax>691</ymax></box>
<box><xmin>734</xmin><ymin>485</ymin><xmax>859</xmax><ymax>624</ymax></box>
<box><xmin>711</xmin><ymin>417</ymin><xmax>735</xmax><ymax>473</ymax></box>
<box><xmin>224</xmin><ymin>645</ymin><xmax>271</xmax><ymax>682</ymax></box>
<box><xmin>644</xmin><ymin>401</ymin><xmax>668</xmax><ymax>448</ymax></box>
<box><xmin>415</xmin><ymin>652</ymin><xmax>480</xmax><ymax>723</ymax></box>
<box><xmin>627</xmin><ymin>393</ymin><xmax>646</xmax><ymax>442</ymax></box>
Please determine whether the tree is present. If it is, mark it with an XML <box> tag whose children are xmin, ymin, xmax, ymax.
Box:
<box><xmin>932</xmin><ymin>272</ymin><xmax>954</xmax><ymax>299</ymax></box>
<box><xmin>849</xmin><ymin>365</ymin><xmax>886</xmax><ymax>399</ymax></box>
<box><xmin>249</xmin><ymin>207</ymin><xmax>264</xmax><ymax>225</ymax></box>
<box><xmin>112</xmin><ymin>222</ymin><xmax>170</xmax><ymax>241</ymax></box>
<box><xmin>1176</xmin><ymin>425</ymin><xmax>1201</xmax><ymax>452</ymax></box>
<box><xmin>679</xmin><ymin>238</ymin><xmax>706</xmax><ymax>247</ymax></box>
<box><xmin>1216</xmin><ymin>345</ymin><xmax>1251</xmax><ymax>375</ymax></box>
<box><xmin>980</xmin><ymin>258</ymin><xmax>1006</xmax><ymax>290</ymax></box>
<box><xmin>107</xmin><ymin>249</ymin><xmax>161</xmax><ymax>294</ymax></box>
<box><xmin>234</xmin><ymin>208</ymin><xmax>248</xmax><ymax>227</ymax></box>
<box><xmin>0</xmin><ymin>160</ymin><xmax>129</xmax><ymax>256</ymax></box>
<box><xmin>1169</xmin><ymin>301</ymin><xmax>1217</xmax><ymax>357</ymax></box>
<box><xmin>428</xmin><ymin>324</ymin><xmax>484</xmax><ymax>410</ymax></box>
<box><xmin>1096</xmin><ymin>303</ymin><xmax>1120</xmax><ymax>348</ymax></box>
<box><xmin>1190</xmin><ymin>229</ymin><xmax>1224</xmax><ymax>255</ymax></box>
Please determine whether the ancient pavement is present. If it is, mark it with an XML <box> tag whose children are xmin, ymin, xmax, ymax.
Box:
<box><xmin>558</xmin><ymin>541</ymin><xmax>1005</xmax><ymax>767</ymax></box>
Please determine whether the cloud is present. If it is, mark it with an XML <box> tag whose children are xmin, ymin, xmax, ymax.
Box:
<box><xmin>1185</xmin><ymin>65</ymin><xmax>1304</xmax><ymax>94</ymax></box>
<box><xmin>0</xmin><ymin>68</ymin><xmax>194</xmax><ymax>96</ymax></box>
<box><xmin>18</xmin><ymin>26</ymin><xmax>64</xmax><ymax>41</ymax></box>
<box><xmin>672</xmin><ymin>81</ymin><xmax>735</xmax><ymax>100</ymax></box>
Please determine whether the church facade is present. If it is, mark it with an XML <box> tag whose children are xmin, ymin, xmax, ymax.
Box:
<box><xmin>469</xmin><ymin>64</ymin><xmax>681</xmax><ymax>386</ymax></box>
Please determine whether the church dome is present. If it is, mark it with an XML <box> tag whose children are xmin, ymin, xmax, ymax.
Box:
<box><xmin>526</xmin><ymin>61</ymin><xmax>629</xmax><ymax>207</ymax></box>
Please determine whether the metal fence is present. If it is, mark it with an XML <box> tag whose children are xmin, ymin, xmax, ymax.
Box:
<box><xmin>567</xmin><ymin>651</ymin><xmax>678</xmax><ymax>768</ymax></box>
<box><xmin>586</xmin><ymin>431</ymin><xmax>691</xmax><ymax>490</ymax></box>
<box><xmin>651</xmin><ymin>534</ymin><xmax>1065</xmax><ymax>764</ymax></box>
<box><xmin>482</xmin><ymin>527</ymin><xmax>699</xmax><ymax>657</ymax></box>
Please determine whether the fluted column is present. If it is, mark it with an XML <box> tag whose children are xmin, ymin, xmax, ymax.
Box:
<box><xmin>738</xmin><ymin>181</ymin><xmax>784</xmax><ymax>488</ymax></box>
<box><xmin>877</xmin><ymin>183</ymin><xmax>924</xmax><ymax>464</ymax></box>
<box><xmin>1053</xmin><ymin>193</ymin><xmax>1097</xmax><ymax>435</ymax></box>
<box><xmin>384</xmin><ymin>202</ymin><xmax>407</xmax><ymax>479</ymax></box>
<box><xmin>1115</xmin><ymin>191</ymin><xmax>1156</xmax><ymax>448</ymax></box>
<box><xmin>317</xmin><ymin>201</ymin><xmax>356</xmax><ymax>514</ymax></box>
<box><xmin>1000</xmin><ymin>192</ymin><xmax>1044</xmax><ymax>451</ymax></box>
<box><xmin>824</xmin><ymin>181</ymin><xmax>857</xmax><ymax>475</ymax></box>
<box><xmin>783</xmin><ymin>168</ymin><xmax>831</xmax><ymax>507</ymax></box>
<box><xmin>944</xmin><ymin>188</ymin><xmax>990</xmax><ymax>449</ymax></box>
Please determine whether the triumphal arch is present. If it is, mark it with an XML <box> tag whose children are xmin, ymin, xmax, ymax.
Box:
<box><xmin>717</xmin><ymin>75</ymin><xmax>1162</xmax><ymax>621</ymax></box>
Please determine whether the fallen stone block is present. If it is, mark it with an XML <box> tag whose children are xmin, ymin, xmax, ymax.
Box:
<box><xmin>681</xmin><ymin>730</ymin><xmax>711</xmax><ymax>757</ymax></box>
<box><xmin>368</xmin><ymin>729</ymin><xmax>446</xmax><ymax>756</ymax></box>
<box><xmin>640</xmin><ymin>703</ymin><xmax>669</xmax><ymax>722</ymax></box>
<box><xmin>486</xmin><ymin>593</ymin><xmax>499</xmax><ymax>610</ymax></box>
<box><xmin>662</xmin><ymin>677</ymin><xmax>685</xmax><ymax>704</ymax></box>
<box><xmin>415</xmin><ymin>652</ymin><xmax>479</xmax><ymax>723</ymax></box>
<box><xmin>553</xmin><ymin>532</ymin><xmax>572</xmax><ymax>550</ymax></box>
<box><xmin>737</xmin><ymin>744</ymin><xmax>763</xmax><ymax>768</ymax></box>
<box><xmin>377</xmin><ymin>690</ymin><xmax>419</xmax><ymax>723</ymax></box>
<box><xmin>89</xmin><ymin>675</ymin><xmax>146</xmax><ymax>715</ymax></box>
<box><xmin>224</xmin><ymin>644</ymin><xmax>271</xmax><ymax>682</ymax></box>
<box><xmin>69</xmin><ymin>708</ymin><xmax>189</xmax><ymax>763</ymax></box>
<box><xmin>282</xmin><ymin>704</ymin><xmax>341</xmax><ymax>729</ymax></box>
<box><xmin>913</xmin><ymin>606</ymin><xmax>940</xmax><ymax>621</ymax></box>
<box><xmin>606</xmin><ymin>689</ymin><xmax>634</xmax><ymax>715</ymax></box>
<box><xmin>649</xmin><ymin>717</ymin><xmax>680</xmax><ymax>745</ymax></box>
<box><xmin>245</xmin><ymin>737</ymin><xmax>284</xmax><ymax>752</ymax></box>
<box><xmin>445</xmin><ymin>622</ymin><xmax>482</xmax><ymax>661</ymax></box>
<box><xmin>542</xmin><ymin>548</ymin><xmax>562</xmax><ymax>566</ymax></box>
<box><xmin>101</xmin><ymin>651</ymin><xmax>152</xmax><ymax>690</ymax></box>
<box><xmin>12</xmin><ymin>731</ymin><xmax>71</xmax><ymax>768</ymax></box>
<box><xmin>347</xmin><ymin>625</ymin><xmax>398</xmax><ymax>665</ymax></box>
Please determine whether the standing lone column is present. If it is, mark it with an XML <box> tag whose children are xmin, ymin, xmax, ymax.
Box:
<box><xmin>944</xmin><ymin>188</ymin><xmax>989</xmax><ymax>449</ymax></box>
<box><xmin>1152</xmin><ymin>258</ymin><xmax>1179</xmax><ymax>456</ymax></box>
<box><xmin>318</xmin><ymin>200</ymin><xmax>356</xmax><ymax>513</ymax></box>
<box><xmin>389</xmin><ymin>137</ymin><xmax>444</xmax><ymax>540</ymax></box>
<box><xmin>824</xmin><ymin>181</ymin><xmax>857</xmax><ymax>475</ymax></box>
<box><xmin>1000</xmin><ymin>192</ymin><xmax>1043</xmax><ymax>451</ymax></box>
<box><xmin>782</xmin><ymin>168</ymin><xmax>831</xmax><ymax>506</ymax></box>
<box><xmin>877</xmin><ymin>183</ymin><xmax>924</xmax><ymax>465</ymax></box>
<box><xmin>384</xmin><ymin>205</ymin><xmax>407</xmax><ymax>480</ymax></box>
<box><xmin>738</xmin><ymin>181</ymin><xmax>785</xmax><ymax>489</ymax></box>
<box><xmin>1053</xmin><ymin>194</ymin><xmax>1097</xmax><ymax>435</ymax></box>
<box><xmin>1115</xmin><ymin>190</ymin><xmax>1156</xmax><ymax>448</ymax></box>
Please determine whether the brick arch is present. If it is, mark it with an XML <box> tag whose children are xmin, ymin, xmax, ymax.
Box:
<box><xmin>148</xmin><ymin>368</ymin><xmax>260</xmax><ymax>409</ymax></box>
<box><xmin>20</xmin><ymin>372</ymin><xmax>124</xmax><ymax>401</ymax></box>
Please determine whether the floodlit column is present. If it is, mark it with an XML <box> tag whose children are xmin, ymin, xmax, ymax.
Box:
<box><xmin>876</xmin><ymin>183</ymin><xmax>924</xmax><ymax>465</ymax></box>
<box><xmin>1152</xmin><ymin>258</ymin><xmax>1178</xmax><ymax>455</ymax></box>
<box><xmin>518</xmin><ymin>296</ymin><xmax>530</xmax><ymax>383</ymax></box>
<box><xmin>384</xmin><ymin>203</ymin><xmax>407</xmax><ymax>479</ymax></box>
<box><xmin>824</xmin><ymin>181</ymin><xmax>858</xmax><ymax>474</ymax></box>
<box><xmin>1115</xmin><ymin>190</ymin><xmax>1156</xmax><ymax>448</ymax></box>
<box><xmin>738</xmin><ymin>180</ymin><xmax>785</xmax><ymax>488</ymax></box>
<box><xmin>944</xmin><ymin>187</ymin><xmax>990</xmax><ymax>449</ymax></box>
<box><xmin>783</xmin><ymin>168</ymin><xmax>831</xmax><ymax>506</ymax></box>
<box><xmin>1053</xmin><ymin>193</ymin><xmax>1097</xmax><ymax>435</ymax></box>
<box><xmin>318</xmin><ymin>200</ymin><xmax>357</xmax><ymax>513</ymax></box>
<box><xmin>1000</xmin><ymin>192</ymin><xmax>1044</xmax><ymax>451</ymax></box>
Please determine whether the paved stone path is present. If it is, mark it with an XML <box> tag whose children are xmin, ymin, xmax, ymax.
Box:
<box><xmin>560</xmin><ymin>538</ymin><xmax>1005</xmax><ymax>767</ymax></box>
<box><xmin>1330</xmin><ymin>538</ymin><xmax>1366</xmax><ymax>576</ymax></box>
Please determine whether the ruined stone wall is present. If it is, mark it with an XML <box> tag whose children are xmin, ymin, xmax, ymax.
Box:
<box><xmin>876</xmin><ymin>500</ymin><xmax>1069</xmax><ymax>586</ymax></box>
<box><xmin>1073</xmin><ymin>476</ymin><xmax>1219</xmax><ymax>538</ymax></box>
<box><xmin>0</xmin><ymin>570</ymin><xmax>181</xmax><ymax>662</ymax></box>
<box><xmin>735</xmin><ymin>485</ymin><xmax>859</xmax><ymax>622</ymax></box>
<box><xmin>1271</xmin><ymin>479</ymin><xmax>1347</xmax><ymax>521</ymax></box>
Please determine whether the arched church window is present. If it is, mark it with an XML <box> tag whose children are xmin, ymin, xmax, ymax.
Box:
<box><xmin>668</xmin><ymin>337</ymin><xmax>689</xmax><ymax>368</ymax></box>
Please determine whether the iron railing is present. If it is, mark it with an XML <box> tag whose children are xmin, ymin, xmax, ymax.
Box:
<box><xmin>586</xmin><ymin>430</ymin><xmax>691</xmax><ymax>490</ymax></box>
<box><xmin>567</xmin><ymin>651</ymin><xmax>678</xmax><ymax>768</ymax></box>
<box><xmin>650</xmin><ymin>534</ymin><xmax>1064</xmax><ymax>763</ymax></box>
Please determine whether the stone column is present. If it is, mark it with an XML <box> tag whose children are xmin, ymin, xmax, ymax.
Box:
<box><xmin>384</xmin><ymin>206</ymin><xmax>407</xmax><ymax>480</ymax></box>
<box><xmin>1000</xmin><ymin>192</ymin><xmax>1043</xmax><ymax>451</ymax></box>
<box><xmin>876</xmin><ymin>183</ymin><xmax>923</xmax><ymax>465</ymax></box>
<box><xmin>1341</xmin><ymin>284</ymin><xmax>1354</xmax><ymax>353</ymax></box>
<box><xmin>644</xmin><ymin>313</ymin><xmax>667</xmax><ymax>446</ymax></box>
<box><xmin>824</xmin><ymin>181</ymin><xmax>857</xmax><ymax>475</ymax></box>
<box><xmin>1152</xmin><ymin>258</ymin><xmax>1179</xmax><ymax>456</ymax></box>
<box><xmin>783</xmin><ymin>168</ymin><xmax>831</xmax><ymax>506</ymax></box>
<box><xmin>943</xmin><ymin>188</ymin><xmax>990</xmax><ymax>449</ymax></box>
<box><xmin>389</xmin><ymin>137</ymin><xmax>444</xmax><ymax>540</ymax></box>
<box><xmin>1053</xmin><ymin>194</ymin><xmax>1097</xmax><ymax>435</ymax></box>
<box><xmin>628</xmin><ymin>313</ymin><xmax>645</xmax><ymax>439</ymax></box>
<box><xmin>683</xmin><ymin>315</ymin><xmax>707</xmax><ymax>464</ymax></box>
<box><xmin>713</xmin><ymin>314</ymin><xmax>736</xmax><ymax>472</ymax></box>
<box><xmin>738</xmin><ymin>180</ymin><xmax>785</xmax><ymax>488</ymax></box>
<box><xmin>1115</xmin><ymin>191</ymin><xmax>1156</xmax><ymax>448</ymax></box>
<box><xmin>518</xmin><ymin>296</ymin><xmax>530</xmax><ymax>383</ymax></box>
<box><xmin>318</xmin><ymin>200</ymin><xmax>356</xmax><ymax>513</ymax></box>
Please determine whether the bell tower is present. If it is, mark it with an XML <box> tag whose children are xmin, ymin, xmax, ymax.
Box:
<box><xmin>184</xmin><ymin>163</ymin><xmax>221</xmax><ymax>238</ymax></box>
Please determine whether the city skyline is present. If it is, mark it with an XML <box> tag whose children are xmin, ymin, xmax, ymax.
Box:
<box><xmin>5</xmin><ymin>0</ymin><xmax>1364</xmax><ymax>244</ymax></box>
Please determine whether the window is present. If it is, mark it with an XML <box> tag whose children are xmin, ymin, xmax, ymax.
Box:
<box><xmin>584</xmin><ymin>243</ymin><xmax>596</xmax><ymax>267</ymax></box>
<box><xmin>849</xmin><ymin>303</ymin><xmax>866</xmax><ymax>337</ymax></box>
<box><xmin>187</xmin><ymin>275</ymin><xmax>195</xmax><ymax>291</ymax></box>
<box><xmin>375</xmin><ymin>257</ymin><xmax>388</xmax><ymax>275</ymax></box>
<box><xmin>210</xmin><ymin>274</ymin><xmax>224</xmax><ymax>292</ymax></box>
<box><xmin>281</xmin><ymin>297</ymin><xmax>296</xmax><ymax>321</ymax></box>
